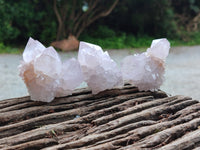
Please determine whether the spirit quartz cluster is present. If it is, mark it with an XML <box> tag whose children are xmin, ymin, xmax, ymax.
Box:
<box><xmin>19</xmin><ymin>38</ymin><xmax>170</xmax><ymax>102</ymax></box>
<box><xmin>122</xmin><ymin>38</ymin><xmax>170</xmax><ymax>91</ymax></box>
<box><xmin>78</xmin><ymin>42</ymin><xmax>123</xmax><ymax>94</ymax></box>
<box><xmin>19</xmin><ymin>38</ymin><xmax>83</xmax><ymax>102</ymax></box>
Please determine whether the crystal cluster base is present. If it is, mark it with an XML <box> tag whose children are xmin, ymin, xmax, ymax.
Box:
<box><xmin>122</xmin><ymin>38</ymin><xmax>170</xmax><ymax>91</ymax></box>
<box><xmin>19</xmin><ymin>38</ymin><xmax>83</xmax><ymax>102</ymax></box>
<box><xmin>78</xmin><ymin>42</ymin><xmax>123</xmax><ymax>94</ymax></box>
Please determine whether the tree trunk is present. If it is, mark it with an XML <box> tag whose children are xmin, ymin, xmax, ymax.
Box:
<box><xmin>53</xmin><ymin>0</ymin><xmax>66</xmax><ymax>40</ymax></box>
<box><xmin>75</xmin><ymin>0</ymin><xmax>119</xmax><ymax>38</ymax></box>
<box><xmin>0</xmin><ymin>85</ymin><xmax>200</xmax><ymax>150</ymax></box>
<box><xmin>186</xmin><ymin>12</ymin><xmax>200</xmax><ymax>32</ymax></box>
<box><xmin>75</xmin><ymin>24</ymin><xmax>86</xmax><ymax>38</ymax></box>
<box><xmin>56</xmin><ymin>22</ymin><xmax>63</xmax><ymax>41</ymax></box>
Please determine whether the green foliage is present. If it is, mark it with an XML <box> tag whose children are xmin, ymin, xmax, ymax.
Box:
<box><xmin>125</xmin><ymin>35</ymin><xmax>153</xmax><ymax>48</ymax></box>
<box><xmin>88</xmin><ymin>25</ymin><xmax>116</xmax><ymax>38</ymax></box>
<box><xmin>95</xmin><ymin>0</ymin><xmax>178</xmax><ymax>39</ymax></box>
<box><xmin>0</xmin><ymin>43</ymin><xmax>22</xmax><ymax>54</ymax></box>
<box><xmin>81</xmin><ymin>35</ymin><xmax>154</xmax><ymax>49</ymax></box>
<box><xmin>40</xmin><ymin>21</ymin><xmax>57</xmax><ymax>45</ymax></box>
<box><xmin>1</xmin><ymin>0</ymin><xmax>200</xmax><ymax>53</ymax></box>
<box><xmin>180</xmin><ymin>32</ymin><xmax>200</xmax><ymax>45</ymax></box>
<box><xmin>0</xmin><ymin>0</ymin><xmax>20</xmax><ymax>42</ymax></box>
<box><xmin>80</xmin><ymin>25</ymin><xmax>200</xmax><ymax>49</ymax></box>
<box><xmin>80</xmin><ymin>26</ymin><xmax>154</xmax><ymax>49</ymax></box>
<box><xmin>0</xmin><ymin>0</ymin><xmax>56</xmax><ymax>45</ymax></box>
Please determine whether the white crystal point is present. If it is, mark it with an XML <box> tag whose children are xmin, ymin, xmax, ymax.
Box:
<box><xmin>20</xmin><ymin>44</ymin><xmax>61</xmax><ymax>102</ymax></box>
<box><xmin>23</xmin><ymin>37</ymin><xmax>46</xmax><ymax>63</ymax></box>
<box><xmin>56</xmin><ymin>58</ymin><xmax>83</xmax><ymax>97</ymax></box>
<box><xmin>78</xmin><ymin>41</ymin><xmax>123</xmax><ymax>94</ymax></box>
<box><xmin>19</xmin><ymin>38</ymin><xmax>83</xmax><ymax>102</ymax></box>
<box><xmin>34</xmin><ymin>46</ymin><xmax>62</xmax><ymax>79</ymax></box>
<box><xmin>122</xmin><ymin>38</ymin><xmax>170</xmax><ymax>91</ymax></box>
<box><xmin>147</xmin><ymin>38</ymin><xmax>170</xmax><ymax>60</ymax></box>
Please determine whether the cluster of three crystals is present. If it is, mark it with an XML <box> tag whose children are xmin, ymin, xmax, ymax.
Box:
<box><xmin>19</xmin><ymin>38</ymin><xmax>170</xmax><ymax>102</ymax></box>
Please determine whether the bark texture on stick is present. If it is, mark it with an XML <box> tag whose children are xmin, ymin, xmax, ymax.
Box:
<box><xmin>0</xmin><ymin>85</ymin><xmax>199</xmax><ymax>150</ymax></box>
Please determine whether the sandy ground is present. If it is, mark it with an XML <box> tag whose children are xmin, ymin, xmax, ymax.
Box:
<box><xmin>0</xmin><ymin>46</ymin><xmax>200</xmax><ymax>101</ymax></box>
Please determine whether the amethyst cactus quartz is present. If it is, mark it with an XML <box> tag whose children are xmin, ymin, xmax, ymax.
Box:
<box><xmin>19</xmin><ymin>38</ymin><xmax>83</xmax><ymax>102</ymax></box>
<box><xmin>121</xmin><ymin>38</ymin><xmax>170</xmax><ymax>91</ymax></box>
<box><xmin>19</xmin><ymin>38</ymin><xmax>170</xmax><ymax>102</ymax></box>
<box><xmin>78</xmin><ymin>42</ymin><xmax>123</xmax><ymax>94</ymax></box>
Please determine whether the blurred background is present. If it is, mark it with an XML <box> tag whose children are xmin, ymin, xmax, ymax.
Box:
<box><xmin>1</xmin><ymin>0</ymin><xmax>200</xmax><ymax>49</ymax></box>
<box><xmin>0</xmin><ymin>0</ymin><xmax>200</xmax><ymax>100</ymax></box>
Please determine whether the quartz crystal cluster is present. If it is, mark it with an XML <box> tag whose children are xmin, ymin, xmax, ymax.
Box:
<box><xmin>78</xmin><ymin>42</ymin><xmax>123</xmax><ymax>94</ymax></box>
<box><xmin>122</xmin><ymin>38</ymin><xmax>170</xmax><ymax>91</ymax></box>
<box><xmin>19</xmin><ymin>38</ymin><xmax>83</xmax><ymax>102</ymax></box>
<box><xmin>19</xmin><ymin>37</ymin><xmax>170</xmax><ymax>102</ymax></box>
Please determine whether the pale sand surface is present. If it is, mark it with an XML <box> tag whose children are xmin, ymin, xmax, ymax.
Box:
<box><xmin>0</xmin><ymin>46</ymin><xmax>199</xmax><ymax>101</ymax></box>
